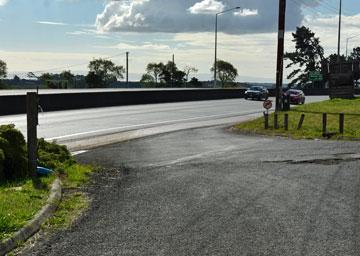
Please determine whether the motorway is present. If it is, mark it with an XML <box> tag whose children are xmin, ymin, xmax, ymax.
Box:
<box><xmin>0</xmin><ymin>96</ymin><xmax>326</xmax><ymax>151</ymax></box>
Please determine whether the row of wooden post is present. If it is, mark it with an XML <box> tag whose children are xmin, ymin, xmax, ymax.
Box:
<box><xmin>264</xmin><ymin>112</ymin><xmax>346</xmax><ymax>135</ymax></box>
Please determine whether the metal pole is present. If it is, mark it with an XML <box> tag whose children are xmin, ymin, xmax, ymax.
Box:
<box><xmin>214</xmin><ymin>14</ymin><xmax>218</xmax><ymax>88</ymax></box>
<box><xmin>337</xmin><ymin>0</ymin><xmax>342</xmax><ymax>61</ymax></box>
<box><xmin>126</xmin><ymin>52</ymin><xmax>129</xmax><ymax>87</ymax></box>
<box><xmin>275</xmin><ymin>0</ymin><xmax>286</xmax><ymax>111</ymax></box>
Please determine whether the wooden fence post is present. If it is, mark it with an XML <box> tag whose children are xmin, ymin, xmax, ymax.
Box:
<box><xmin>339</xmin><ymin>113</ymin><xmax>344</xmax><ymax>134</ymax></box>
<box><xmin>322</xmin><ymin>113</ymin><xmax>327</xmax><ymax>136</ymax></box>
<box><xmin>284</xmin><ymin>113</ymin><xmax>289</xmax><ymax>131</ymax></box>
<box><xmin>297</xmin><ymin>114</ymin><xmax>305</xmax><ymax>130</ymax></box>
<box><xmin>27</xmin><ymin>92</ymin><xmax>39</xmax><ymax>187</ymax></box>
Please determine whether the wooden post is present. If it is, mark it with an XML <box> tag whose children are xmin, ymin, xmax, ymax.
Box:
<box><xmin>297</xmin><ymin>114</ymin><xmax>305</xmax><ymax>130</ymax></box>
<box><xmin>27</xmin><ymin>92</ymin><xmax>39</xmax><ymax>187</ymax></box>
<box><xmin>284</xmin><ymin>113</ymin><xmax>289</xmax><ymax>131</ymax></box>
<box><xmin>274</xmin><ymin>112</ymin><xmax>279</xmax><ymax>129</ymax></box>
<box><xmin>339</xmin><ymin>113</ymin><xmax>344</xmax><ymax>134</ymax></box>
<box><xmin>264</xmin><ymin>112</ymin><xmax>269</xmax><ymax>129</ymax></box>
<box><xmin>322</xmin><ymin>113</ymin><xmax>327</xmax><ymax>136</ymax></box>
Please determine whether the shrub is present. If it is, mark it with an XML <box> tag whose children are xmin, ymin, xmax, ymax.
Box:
<box><xmin>38</xmin><ymin>139</ymin><xmax>75</xmax><ymax>171</ymax></box>
<box><xmin>0</xmin><ymin>125</ymin><xmax>28</xmax><ymax>181</ymax></box>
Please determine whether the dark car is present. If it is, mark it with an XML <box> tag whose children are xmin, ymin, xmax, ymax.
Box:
<box><xmin>244</xmin><ymin>86</ymin><xmax>269</xmax><ymax>101</ymax></box>
<box><xmin>283</xmin><ymin>89</ymin><xmax>305</xmax><ymax>105</ymax></box>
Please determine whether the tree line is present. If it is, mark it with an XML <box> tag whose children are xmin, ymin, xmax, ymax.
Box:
<box><xmin>0</xmin><ymin>57</ymin><xmax>239</xmax><ymax>89</ymax></box>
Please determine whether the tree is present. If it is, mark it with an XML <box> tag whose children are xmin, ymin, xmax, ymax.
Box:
<box><xmin>0</xmin><ymin>60</ymin><xmax>7</xmax><ymax>79</ymax></box>
<box><xmin>85</xmin><ymin>71</ymin><xmax>103</xmax><ymax>88</ymax></box>
<box><xmin>146</xmin><ymin>63</ymin><xmax>163</xmax><ymax>84</ymax></box>
<box><xmin>60</xmin><ymin>70</ymin><xmax>74</xmax><ymax>88</ymax></box>
<box><xmin>350</xmin><ymin>47</ymin><xmax>360</xmax><ymax>61</ymax></box>
<box><xmin>183</xmin><ymin>65</ymin><xmax>198</xmax><ymax>82</ymax></box>
<box><xmin>284</xmin><ymin>26</ymin><xmax>325</xmax><ymax>88</ymax></box>
<box><xmin>87</xmin><ymin>58</ymin><xmax>125</xmax><ymax>88</ymax></box>
<box><xmin>140</xmin><ymin>73</ymin><xmax>155</xmax><ymax>87</ymax></box>
<box><xmin>210</xmin><ymin>60</ymin><xmax>238</xmax><ymax>87</ymax></box>
<box><xmin>188</xmin><ymin>77</ymin><xmax>202</xmax><ymax>88</ymax></box>
<box><xmin>159</xmin><ymin>61</ymin><xmax>186</xmax><ymax>86</ymax></box>
<box><xmin>349</xmin><ymin>47</ymin><xmax>360</xmax><ymax>83</ymax></box>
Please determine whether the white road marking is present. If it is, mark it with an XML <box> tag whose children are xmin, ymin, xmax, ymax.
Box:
<box><xmin>71</xmin><ymin>150</ymin><xmax>88</xmax><ymax>156</ymax></box>
<box><xmin>46</xmin><ymin>110</ymin><xmax>263</xmax><ymax>141</ymax></box>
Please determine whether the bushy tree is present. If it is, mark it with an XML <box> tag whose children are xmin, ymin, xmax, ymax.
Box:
<box><xmin>146</xmin><ymin>63</ymin><xmax>163</xmax><ymax>84</ymax></box>
<box><xmin>284</xmin><ymin>26</ymin><xmax>325</xmax><ymax>88</ymax></box>
<box><xmin>0</xmin><ymin>60</ymin><xmax>7</xmax><ymax>79</ymax></box>
<box><xmin>211</xmin><ymin>60</ymin><xmax>238</xmax><ymax>87</ymax></box>
<box><xmin>86</xmin><ymin>58</ymin><xmax>125</xmax><ymax>88</ymax></box>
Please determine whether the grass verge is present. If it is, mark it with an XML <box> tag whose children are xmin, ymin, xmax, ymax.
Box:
<box><xmin>0</xmin><ymin>176</ymin><xmax>55</xmax><ymax>241</ymax></box>
<box><xmin>234</xmin><ymin>98</ymin><xmax>360</xmax><ymax>140</ymax></box>
<box><xmin>0</xmin><ymin>164</ymin><xmax>94</xmax><ymax>241</ymax></box>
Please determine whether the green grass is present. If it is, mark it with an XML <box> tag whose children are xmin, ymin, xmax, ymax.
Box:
<box><xmin>0</xmin><ymin>164</ymin><xmax>94</xmax><ymax>241</ymax></box>
<box><xmin>234</xmin><ymin>98</ymin><xmax>360</xmax><ymax>140</ymax></box>
<box><xmin>0</xmin><ymin>176</ymin><xmax>54</xmax><ymax>241</ymax></box>
<box><xmin>43</xmin><ymin>164</ymin><xmax>94</xmax><ymax>231</ymax></box>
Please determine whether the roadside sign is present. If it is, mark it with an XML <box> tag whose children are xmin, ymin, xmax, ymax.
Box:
<box><xmin>309</xmin><ymin>71</ymin><xmax>323</xmax><ymax>82</ymax></box>
<box><xmin>263</xmin><ymin>100</ymin><xmax>272</xmax><ymax>110</ymax></box>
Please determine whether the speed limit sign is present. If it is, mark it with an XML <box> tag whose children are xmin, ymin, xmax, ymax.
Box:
<box><xmin>263</xmin><ymin>100</ymin><xmax>273</xmax><ymax>110</ymax></box>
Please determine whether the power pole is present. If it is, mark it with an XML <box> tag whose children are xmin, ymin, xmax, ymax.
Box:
<box><xmin>126</xmin><ymin>52</ymin><xmax>129</xmax><ymax>87</ymax></box>
<box><xmin>337</xmin><ymin>0</ymin><xmax>342</xmax><ymax>62</ymax></box>
<box><xmin>275</xmin><ymin>0</ymin><xmax>286</xmax><ymax>111</ymax></box>
<box><xmin>171</xmin><ymin>54</ymin><xmax>175</xmax><ymax>88</ymax></box>
<box><xmin>214</xmin><ymin>13</ymin><xmax>218</xmax><ymax>88</ymax></box>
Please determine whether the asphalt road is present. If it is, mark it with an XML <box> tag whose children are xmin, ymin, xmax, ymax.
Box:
<box><xmin>0</xmin><ymin>97</ymin><xmax>326</xmax><ymax>150</ymax></box>
<box><xmin>21</xmin><ymin>126</ymin><xmax>360</xmax><ymax>256</ymax></box>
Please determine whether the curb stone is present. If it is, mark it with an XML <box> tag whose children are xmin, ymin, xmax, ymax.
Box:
<box><xmin>0</xmin><ymin>178</ymin><xmax>62</xmax><ymax>256</ymax></box>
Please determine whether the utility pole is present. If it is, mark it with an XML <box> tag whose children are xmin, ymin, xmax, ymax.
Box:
<box><xmin>126</xmin><ymin>52</ymin><xmax>129</xmax><ymax>87</ymax></box>
<box><xmin>214</xmin><ymin>13</ymin><xmax>218</xmax><ymax>88</ymax></box>
<box><xmin>337</xmin><ymin>0</ymin><xmax>342</xmax><ymax>61</ymax></box>
<box><xmin>171</xmin><ymin>54</ymin><xmax>175</xmax><ymax>88</ymax></box>
<box><xmin>275</xmin><ymin>0</ymin><xmax>286</xmax><ymax>111</ymax></box>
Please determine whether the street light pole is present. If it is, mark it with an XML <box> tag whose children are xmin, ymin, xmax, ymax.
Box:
<box><xmin>337</xmin><ymin>0</ymin><xmax>342</xmax><ymax>61</ymax></box>
<box><xmin>214</xmin><ymin>7</ymin><xmax>240</xmax><ymax>88</ymax></box>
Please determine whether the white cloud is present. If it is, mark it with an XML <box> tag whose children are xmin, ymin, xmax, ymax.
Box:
<box><xmin>95</xmin><ymin>0</ymin><xmax>317</xmax><ymax>34</ymax></box>
<box><xmin>234</xmin><ymin>9</ymin><xmax>258</xmax><ymax>17</ymax></box>
<box><xmin>36</xmin><ymin>21</ymin><xmax>68</xmax><ymax>26</ymax></box>
<box><xmin>188</xmin><ymin>0</ymin><xmax>224</xmax><ymax>15</ymax></box>
<box><xmin>0</xmin><ymin>0</ymin><xmax>9</xmax><ymax>6</ymax></box>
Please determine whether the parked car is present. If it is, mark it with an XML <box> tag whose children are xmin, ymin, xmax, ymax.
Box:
<box><xmin>283</xmin><ymin>89</ymin><xmax>305</xmax><ymax>105</ymax></box>
<box><xmin>244</xmin><ymin>86</ymin><xmax>269</xmax><ymax>101</ymax></box>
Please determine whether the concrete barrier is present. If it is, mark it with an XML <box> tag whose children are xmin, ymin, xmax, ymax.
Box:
<box><xmin>0</xmin><ymin>89</ymin><xmax>246</xmax><ymax>116</ymax></box>
<box><xmin>1</xmin><ymin>88</ymin><xmax>358</xmax><ymax>116</ymax></box>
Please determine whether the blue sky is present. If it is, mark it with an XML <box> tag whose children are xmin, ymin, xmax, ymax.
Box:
<box><xmin>0</xmin><ymin>0</ymin><xmax>360</xmax><ymax>82</ymax></box>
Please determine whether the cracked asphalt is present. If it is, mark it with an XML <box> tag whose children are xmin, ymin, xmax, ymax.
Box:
<box><xmin>21</xmin><ymin>126</ymin><xmax>360</xmax><ymax>256</ymax></box>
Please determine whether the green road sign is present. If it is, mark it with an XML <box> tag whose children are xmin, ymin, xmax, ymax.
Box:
<box><xmin>309</xmin><ymin>71</ymin><xmax>323</xmax><ymax>81</ymax></box>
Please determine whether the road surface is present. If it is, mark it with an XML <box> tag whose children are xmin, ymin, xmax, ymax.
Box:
<box><xmin>21</xmin><ymin>126</ymin><xmax>360</xmax><ymax>255</ymax></box>
<box><xmin>0</xmin><ymin>97</ymin><xmax>326</xmax><ymax>150</ymax></box>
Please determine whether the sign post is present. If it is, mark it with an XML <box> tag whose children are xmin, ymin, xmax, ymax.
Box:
<box><xmin>263</xmin><ymin>100</ymin><xmax>273</xmax><ymax>129</ymax></box>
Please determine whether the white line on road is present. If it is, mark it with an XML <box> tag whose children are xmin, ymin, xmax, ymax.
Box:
<box><xmin>46</xmin><ymin>110</ymin><xmax>263</xmax><ymax>141</ymax></box>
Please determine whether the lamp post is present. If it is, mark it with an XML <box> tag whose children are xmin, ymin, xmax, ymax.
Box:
<box><xmin>346</xmin><ymin>34</ymin><xmax>360</xmax><ymax>58</ymax></box>
<box><xmin>214</xmin><ymin>7</ymin><xmax>240</xmax><ymax>88</ymax></box>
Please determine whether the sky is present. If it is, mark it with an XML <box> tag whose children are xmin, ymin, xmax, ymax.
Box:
<box><xmin>0</xmin><ymin>0</ymin><xmax>360</xmax><ymax>83</ymax></box>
